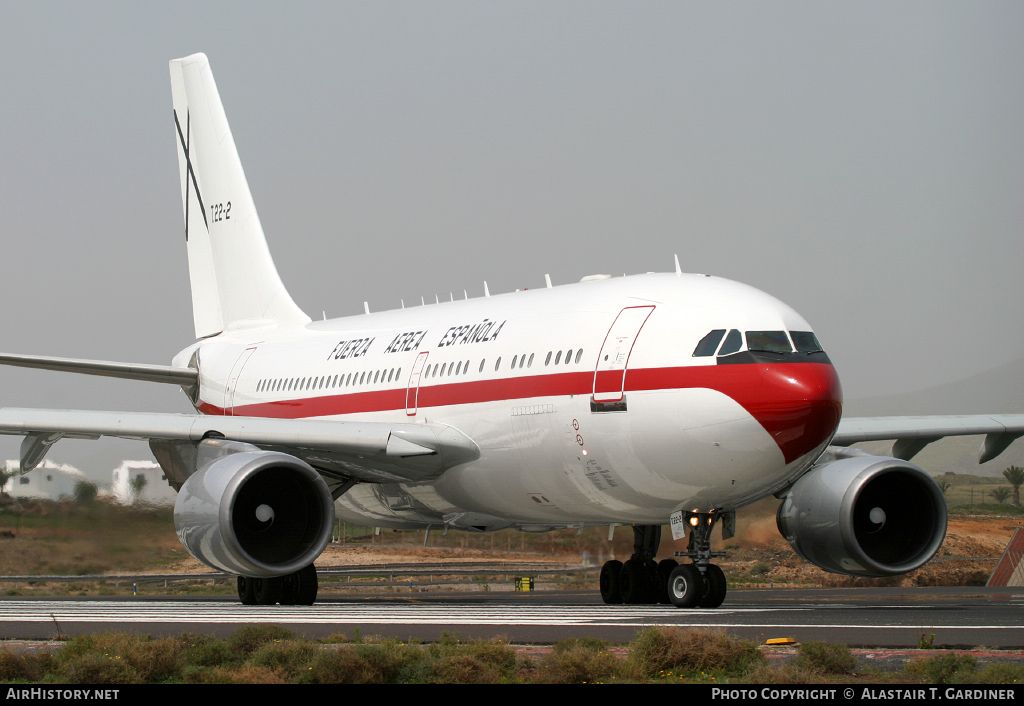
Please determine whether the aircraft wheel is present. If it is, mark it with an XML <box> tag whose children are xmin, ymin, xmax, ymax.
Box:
<box><xmin>620</xmin><ymin>559</ymin><xmax>651</xmax><ymax>604</ymax></box>
<box><xmin>289</xmin><ymin>564</ymin><xmax>318</xmax><ymax>606</ymax></box>
<box><xmin>698</xmin><ymin>564</ymin><xmax>727</xmax><ymax>608</ymax></box>
<box><xmin>655</xmin><ymin>559</ymin><xmax>678</xmax><ymax>605</ymax></box>
<box><xmin>599</xmin><ymin>560</ymin><xmax>624</xmax><ymax>604</ymax></box>
<box><xmin>237</xmin><ymin>576</ymin><xmax>256</xmax><ymax>606</ymax></box>
<box><xmin>667</xmin><ymin>564</ymin><xmax>702</xmax><ymax>608</ymax></box>
<box><xmin>252</xmin><ymin>576</ymin><xmax>284</xmax><ymax>606</ymax></box>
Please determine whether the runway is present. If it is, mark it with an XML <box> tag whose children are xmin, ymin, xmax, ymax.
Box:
<box><xmin>2</xmin><ymin>587</ymin><xmax>1022</xmax><ymax>647</ymax></box>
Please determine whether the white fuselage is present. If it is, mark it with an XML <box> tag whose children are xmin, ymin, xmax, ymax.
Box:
<box><xmin>175</xmin><ymin>273</ymin><xmax>843</xmax><ymax>531</ymax></box>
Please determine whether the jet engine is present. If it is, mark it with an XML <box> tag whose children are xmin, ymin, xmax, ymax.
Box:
<box><xmin>776</xmin><ymin>454</ymin><xmax>947</xmax><ymax>577</ymax></box>
<box><xmin>174</xmin><ymin>449</ymin><xmax>334</xmax><ymax>577</ymax></box>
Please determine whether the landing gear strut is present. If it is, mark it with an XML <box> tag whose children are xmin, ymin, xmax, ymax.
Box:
<box><xmin>237</xmin><ymin>564</ymin><xmax>319</xmax><ymax>606</ymax></box>
<box><xmin>599</xmin><ymin>514</ymin><xmax>729</xmax><ymax>609</ymax></box>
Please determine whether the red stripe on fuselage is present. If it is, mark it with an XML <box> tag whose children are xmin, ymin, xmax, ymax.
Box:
<box><xmin>201</xmin><ymin>363</ymin><xmax>842</xmax><ymax>465</ymax></box>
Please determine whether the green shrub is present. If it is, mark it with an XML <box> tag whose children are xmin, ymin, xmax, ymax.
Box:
<box><xmin>51</xmin><ymin>653</ymin><xmax>140</xmax><ymax>684</ymax></box>
<box><xmin>49</xmin><ymin>632</ymin><xmax>183</xmax><ymax>684</ymax></box>
<box><xmin>0</xmin><ymin>648</ymin><xmax>49</xmax><ymax>681</ymax></box>
<box><xmin>536</xmin><ymin>642</ymin><xmax>619</xmax><ymax>684</ymax></box>
<box><xmin>306</xmin><ymin>642</ymin><xmax>418</xmax><ymax>684</ymax></box>
<box><xmin>180</xmin><ymin>634</ymin><xmax>236</xmax><ymax>668</ymax></box>
<box><xmin>424</xmin><ymin>655</ymin><xmax>500</xmax><ymax>684</ymax></box>
<box><xmin>248</xmin><ymin>639</ymin><xmax>320</xmax><ymax>679</ymax></box>
<box><xmin>793</xmin><ymin>642</ymin><xmax>856</xmax><ymax>675</ymax></box>
<box><xmin>228</xmin><ymin>624</ymin><xmax>295</xmax><ymax>656</ymax></box>
<box><xmin>906</xmin><ymin>653</ymin><xmax>977</xmax><ymax>684</ymax></box>
<box><xmin>741</xmin><ymin>661</ymin><xmax>824</xmax><ymax>684</ymax></box>
<box><xmin>628</xmin><ymin>627</ymin><xmax>763</xmax><ymax>677</ymax></box>
<box><xmin>973</xmin><ymin>662</ymin><xmax>1024</xmax><ymax>684</ymax></box>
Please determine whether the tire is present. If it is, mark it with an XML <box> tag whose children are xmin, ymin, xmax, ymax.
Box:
<box><xmin>252</xmin><ymin>576</ymin><xmax>284</xmax><ymax>606</ymax></box>
<box><xmin>667</xmin><ymin>564</ymin><xmax>702</xmax><ymax>608</ymax></box>
<box><xmin>620</xmin><ymin>559</ymin><xmax>651</xmax><ymax>604</ymax></box>
<box><xmin>291</xmin><ymin>564</ymin><xmax>318</xmax><ymax>606</ymax></box>
<box><xmin>698</xmin><ymin>564</ymin><xmax>727</xmax><ymax>608</ymax></box>
<box><xmin>599</xmin><ymin>560</ymin><xmax>624</xmax><ymax>604</ymax></box>
<box><xmin>655</xmin><ymin>559</ymin><xmax>679</xmax><ymax>605</ymax></box>
<box><xmin>237</xmin><ymin>576</ymin><xmax>256</xmax><ymax>606</ymax></box>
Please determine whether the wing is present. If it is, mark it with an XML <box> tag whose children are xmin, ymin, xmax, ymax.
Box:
<box><xmin>834</xmin><ymin>414</ymin><xmax>1024</xmax><ymax>463</ymax></box>
<box><xmin>0</xmin><ymin>408</ymin><xmax>479</xmax><ymax>488</ymax></box>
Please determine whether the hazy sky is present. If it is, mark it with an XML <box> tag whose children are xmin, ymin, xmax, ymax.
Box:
<box><xmin>0</xmin><ymin>2</ymin><xmax>1021</xmax><ymax>478</ymax></box>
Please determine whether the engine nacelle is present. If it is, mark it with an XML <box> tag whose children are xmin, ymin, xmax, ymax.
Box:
<box><xmin>174</xmin><ymin>450</ymin><xmax>334</xmax><ymax>577</ymax></box>
<box><xmin>776</xmin><ymin>454</ymin><xmax>947</xmax><ymax>577</ymax></box>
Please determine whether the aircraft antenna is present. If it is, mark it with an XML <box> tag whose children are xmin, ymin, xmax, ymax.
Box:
<box><xmin>363</xmin><ymin>302</ymin><xmax>370</xmax><ymax>315</ymax></box>
<box><xmin>463</xmin><ymin>290</ymin><xmax>468</xmax><ymax>300</ymax></box>
<box><xmin>484</xmin><ymin>282</ymin><xmax>491</xmax><ymax>298</ymax></box>
<box><xmin>674</xmin><ymin>254</ymin><xmax>682</xmax><ymax>275</ymax></box>
<box><xmin>545</xmin><ymin>274</ymin><xmax>553</xmax><ymax>288</ymax></box>
<box><xmin>401</xmin><ymin>299</ymin><xmax>405</xmax><ymax>309</ymax></box>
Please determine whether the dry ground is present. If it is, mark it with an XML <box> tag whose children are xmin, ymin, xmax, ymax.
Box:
<box><xmin>0</xmin><ymin>496</ymin><xmax>1019</xmax><ymax>591</ymax></box>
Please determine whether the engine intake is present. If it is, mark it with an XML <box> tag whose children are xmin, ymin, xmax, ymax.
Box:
<box><xmin>174</xmin><ymin>450</ymin><xmax>334</xmax><ymax>577</ymax></box>
<box><xmin>776</xmin><ymin>454</ymin><xmax>947</xmax><ymax>577</ymax></box>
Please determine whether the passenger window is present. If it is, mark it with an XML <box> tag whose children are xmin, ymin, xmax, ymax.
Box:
<box><xmin>519</xmin><ymin>354</ymin><xmax>525</xmax><ymax>369</ymax></box>
<box><xmin>448</xmin><ymin>363</ymin><xmax>454</xmax><ymax>376</ymax></box>
<box><xmin>718</xmin><ymin>329</ymin><xmax>743</xmax><ymax>356</ymax></box>
<box><xmin>746</xmin><ymin>331</ymin><xmax>792</xmax><ymax>353</ymax></box>
<box><xmin>456</xmin><ymin>361</ymin><xmax>462</xmax><ymax>375</ymax></box>
<box><xmin>359</xmin><ymin>372</ymin><xmax>366</xmax><ymax>384</ymax></box>
<box><xmin>374</xmin><ymin>370</ymin><xmax>380</xmax><ymax>383</ymax></box>
<box><xmin>528</xmin><ymin>353</ymin><xmax>534</xmax><ymax>367</ymax></box>
<box><xmin>464</xmin><ymin>360</ymin><xmax>469</xmax><ymax>374</ymax></box>
<box><xmin>495</xmin><ymin>357</ymin><xmax>501</xmax><ymax>371</ymax></box>
<box><xmin>511</xmin><ymin>355</ymin><xmax>518</xmax><ymax>369</ymax></box>
<box><xmin>545</xmin><ymin>351</ymin><xmax>552</xmax><ymax>366</ymax></box>
<box><xmin>791</xmin><ymin>331</ymin><xmax>823</xmax><ymax>353</ymax></box>
<box><xmin>555</xmin><ymin>351</ymin><xmax>562</xmax><ymax>365</ymax></box>
<box><xmin>479</xmin><ymin>359</ymin><xmax>485</xmax><ymax>373</ymax></box>
<box><xmin>575</xmin><ymin>349</ymin><xmax>583</xmax><ymax>364</ymax></box>
<box><xmin>565</xmin><ymin>349</ymin><xmax>573</xmax><ymax>364</ymax></box>
<box><xmin>693</xmin><ymin>329</ymin><xmax>726</xmax><ymax>357</ymax></box>
<box><xmin>397</xmin><ymin>368</ymin><xmax>401</xmax><ymax>379</ymax></box>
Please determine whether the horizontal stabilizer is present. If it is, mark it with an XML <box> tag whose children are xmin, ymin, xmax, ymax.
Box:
<box><xmin>0</xmin><ymin>353</ymin><xmax>197</xmax><ymax>385</ymax></box>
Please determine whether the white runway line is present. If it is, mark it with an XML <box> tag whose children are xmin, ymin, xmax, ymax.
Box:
<box><xmin>0</xmin><ymin>601</ymin><xmax>1017</xmax><ymax>630</ymax></box>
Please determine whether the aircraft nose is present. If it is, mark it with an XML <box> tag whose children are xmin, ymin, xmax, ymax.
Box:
<box><xmin>745</xmin><ymin>363</ymin><xmax>844</xmax><ymax>464</ymax></box>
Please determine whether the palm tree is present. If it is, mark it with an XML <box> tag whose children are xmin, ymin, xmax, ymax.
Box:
<box><xmin>1003</xmin><ymin>466</ymin><xmax>1024</xmax><ymax>507</ymax></box>
<box><xmin>990</xmin><ymin>487</ymin><xmax>1012</xmax><ymax>505</ymax></box>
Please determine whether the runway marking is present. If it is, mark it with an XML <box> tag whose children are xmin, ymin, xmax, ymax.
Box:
<box><xmin>0</xmin><ymin>601</ymin><xmax>1018</xmax><ymax>630</ymax></box>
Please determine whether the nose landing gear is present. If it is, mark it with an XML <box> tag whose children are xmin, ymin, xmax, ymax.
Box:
<box><xmin>599</xmin><ymin>513</ymin><xmax>731</xmax><ymax>608</ymax></box>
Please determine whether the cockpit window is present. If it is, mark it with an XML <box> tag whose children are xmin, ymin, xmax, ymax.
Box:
<box><xmin>790</xmin><ymin>331</ymin><xmax>823</xmax><ymax>353</ymax></box>
<box><xmin>718</xmin><ymin>329</ymin><xmax>743</xmax><ymax>356</ymax></box>
<box><xmin>692</xmin><ymin>329</ymin><xmax>726</xmax><ymax>357</ymax></box>
<box><xmin>745</xmin><ymin>331</ymin><xmax>792</xmax><ymax>353</ymax></box>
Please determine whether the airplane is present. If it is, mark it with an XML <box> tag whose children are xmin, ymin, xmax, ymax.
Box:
<box><xmin>0</xmin><ymin>52</ymin><xmax>1021</xmax><ymax>608</ymax></box>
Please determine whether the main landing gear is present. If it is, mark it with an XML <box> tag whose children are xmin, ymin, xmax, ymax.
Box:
<box><xmin>237</xmin><ymin>564</ymin><xmax>318</xmax><ymax>606</ymax></box>
<box><xmin>600</xmin><ymin>515</ymin><xmax>727</xmax><ymax>609</ymax></box>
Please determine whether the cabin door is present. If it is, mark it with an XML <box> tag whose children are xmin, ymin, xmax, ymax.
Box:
<box><xmin>226</xmin><ymin>347</ymin><xmax>257</xmax><ymax>415</ymax></box>
<box><xmin>406</xmin><ymin>351</ymin><xmax>430</xmax><ymax>416</ymax></box>
<box><xmin>592</xmin><ymin>306</ymin><xmax>655</xmax><ymax>403</ymax></box>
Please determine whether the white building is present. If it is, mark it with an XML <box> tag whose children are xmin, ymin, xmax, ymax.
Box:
<box><xmin>110</xmin><ymin>460</ymin><xmax>176</xmax><ymax>506</ymax></box>
<box><xmin>2</xmin><ymin>460</ymin><xmax>88</xmax><ymax>501</ymax></box>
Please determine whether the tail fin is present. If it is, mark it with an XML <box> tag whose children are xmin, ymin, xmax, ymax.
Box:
<box><xmin>169</xmin><ymin>53</ymin><xmax>310</xmax><ymax>338</ymax></box>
